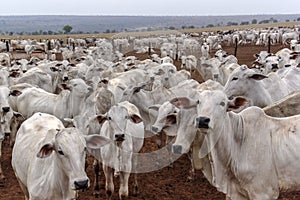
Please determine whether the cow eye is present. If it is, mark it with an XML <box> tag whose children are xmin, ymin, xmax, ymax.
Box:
<box><xmin>107</xmin><ymin>116</ymin><xmax>111</xmax><ymax>120</ymax></box>
<box><xmin>57</xmin><ymin>148</ymin><xmax>64</xmax><ymax>155</ymax></box>
<box><xmin>220</xmin><ymin>101</ymin><xmax>226</xmax><ymax>107</ymax></box>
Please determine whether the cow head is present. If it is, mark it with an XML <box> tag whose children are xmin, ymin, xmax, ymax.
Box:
<box><xmin>0</xmin><ymin>86</ymin><xmax>17</xmax><ymax>141</ymax></box>
<box><xmin>37</xmin><ymin>128</ymin><xmax>111</xmax><ymax>190</ymax></box>
<box><xmin>97</xmin><ymin>103</ymin><xmax>143</xmax><ymax>146</ymax></box>
<box><xmin>194</xmin><ymin>90</ymin><xmax>249</xmax><ymax>130</ymax></box>
<box><xmin>149</xmin><ymin>102</ymin><xmax>179</xmax><ymax>135</ymax></box>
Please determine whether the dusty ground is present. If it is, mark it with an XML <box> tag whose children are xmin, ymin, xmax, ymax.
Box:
<box><xmin>1</xmin><ymin>43</ymin><xmax>300</xmax><ymax>200</ymax></box>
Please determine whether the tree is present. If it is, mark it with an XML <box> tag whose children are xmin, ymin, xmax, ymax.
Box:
<box><xmin>252</xmin><ymin>19</ymin><xmax>257</xmax><ymax>24</ymax></box>
<box><xmin>63</xmin><ymin>25</ymin><xmax>73</xmax><ymax>34</ymax></box>
<box><xmin>240</xmin><ymin>21</ymin><xmax>249</xmax><ymax>25</ymax></box>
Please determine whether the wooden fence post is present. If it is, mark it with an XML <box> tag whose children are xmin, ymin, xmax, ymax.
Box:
<box><xmin>6</xmin><ymin>41</ymin><xmax>9</xmax><ymax>52</ymax></box>
<box><xmin>267</xmin><ymin>35</ymin><xmax>271</xmax><ymax>53</ymax></box>
<box><xmin>234</xmin><ymin>38</ymin><xmax>238</xmax><ymax>57</ymax></box>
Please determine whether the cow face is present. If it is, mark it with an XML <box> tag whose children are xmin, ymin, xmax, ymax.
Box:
<box><xmin>37</xmin><ymin>128</ymin><xmax>110</xmax><ymax>191</ymax></box>
<box><xmin>150</xmin><ymin>102</ymin><xmax>179</xmax><ymax>135</ymax></box>
<box><xmin>224</xmin><ymin>65</ymin><xmax>267</xmax><ymax>101</ymax></box>
<box><xmin>195</xmin><ymin>90</ymin><xmax>228</xmax><ymax>130</ymax></box>
<box><xmin>105</xmin><ymin>105</ymin><xmax>142</xmax><ymax>145</ymax></box>
<box><xmin>0</xmin><ymin>86</ymin><xmax>14</xmax><ymax>141</ymax></box>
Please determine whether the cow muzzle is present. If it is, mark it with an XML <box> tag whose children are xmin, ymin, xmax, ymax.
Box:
<box><xmin>74</xmin><ymin>179</ymin><xmax>89</xmax><ymax>190</ymax></box>
<box><xmin>115</xmin><ymin>134</ymin><xmax>125</xmax><ymax>142</ymax></box>
<box><xmin>151</xmin><ymin>125</ymin><xmax>160</xmax><ymax>134</ymax></box>
<box><xmin>195</xmin><ymin>117</ymin><xmax>210</xmax><ymax>129</ymax></box>
<box><xmin>172</xmin><ymin>145</ymin><xmax>183</xmax><ymax>154</ymax></box>
<box><xmin>213</xmin><ymin>74</ymin><xmax>219</xmax><ymax>79</ymax></box>
<box><xmin>2</xmin><ymin>107</ymin><xmax>10</xmax><ymax>113</ymax></box>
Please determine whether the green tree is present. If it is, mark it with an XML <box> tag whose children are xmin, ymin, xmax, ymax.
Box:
<box><xmin>206</xmin><ymin>24</ymin><xmax>214</xmax><ymax>28</ymax></box>
<box><xmin>252</xmin><ymin>19</ymin><xmax>257</xmax><ymax>24</ymax></box>
<box><xmin>240</xmin><ymin>21</ymin><xmax>249</xmax><ymax>25</ymax></box>
<box><xmin>63</xmin><ymin>25</ymin><xmax>73</xmax><ymax>34</ymax></box>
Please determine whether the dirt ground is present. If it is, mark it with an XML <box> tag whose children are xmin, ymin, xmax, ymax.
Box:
<box><xmin>1</xmin><ymin>43</ymin><xmax>300</xmax><ymax>200</ymax></box>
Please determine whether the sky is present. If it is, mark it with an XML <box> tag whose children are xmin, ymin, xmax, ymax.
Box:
<box><xmin>1</xmin><ymin>0</ymin><xmax>299</xmax><ymax>16</ymax></box>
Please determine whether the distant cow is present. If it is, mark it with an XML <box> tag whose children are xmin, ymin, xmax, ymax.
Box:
<box><xmin>11</xmin><ymin>112</ymin><xmax>111</xmax><ymax>200</ymax></box>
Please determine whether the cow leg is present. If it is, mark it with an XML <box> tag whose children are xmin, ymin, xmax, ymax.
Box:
<box><xmin>103</xmin><ymin>165</ymin><xmax>114</xmax><ymax>200</ymax></box>
<box><xmin>132</xmin><ymin>157</ymin><xmax>139</xmax><ymax>197</ymax></box>
<box><xmin>133</xmin><ymin>173</ymin><xmax>139</xmax><ymax>197</ymax></box>
<box><xmin>119</xmin><ymin>172</ymin><xmax>130</xmax><ymax>200</ymax></box>
<box><xmin>186</xmin><ymin>149</ymin><xmax>195</xmax><ymax>182</ymax></box>
<box><xmin>0</xmin><ymin>140</ymin><xmax>5</xmax><ymax>187</ymax></box>
<box><xmin>156</xmin><ymin>133</ymin><xmax>163</xmax><ymax>149</ymax></box>
<box><xmin>93</xmin><ymin>160</ymin><xmax>100</xmax><ymax>198</ymax></box>
<box><xmin>166</xmin><ymin>135</ymin><xmax>174</xmax><ymax>168</ymax></box>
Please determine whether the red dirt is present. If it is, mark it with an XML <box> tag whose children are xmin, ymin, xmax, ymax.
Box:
<box><xmin>1</xmin><ymin>43</ymin><xmax>300</xmax><ymax>200</ymax></box>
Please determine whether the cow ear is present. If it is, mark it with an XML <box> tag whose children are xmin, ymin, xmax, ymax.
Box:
<box><xmin>60</xmin><ymin>83</ymin><xmax>70</xmax><ymax>90</ymax></box>
<box><xmin>50</xmin><ymin>66</ymin><xmax>59</xmax><ymax>72</ymax></box>
<box><xmin>165</xmin><ymin>114</ymin><xmax>177</xmax><ymax>126</ymax></box>
<box><xmin>9</xmin><ymin>89</ymin><xmax>22</xmax><ymax>96</ymax></box>
<box><xmin>130</xmin><ymin>114</ymin><xmax>143</xmax><ymax>124</ymax></box>
<box><xmin>170</xmin><ymin>97</ymin><xmax>197</xmax><ymax>109</ymax></box>
<box><xmin>13</xmin><ymin>111</ymin><xmax>25</xmax><ymax>121</ymax></box>
<box><xmin>37</xmin><ymin>129</ymin><xmax>58</xmax><ymax>158</ymax></box>
<box><xmin>96</xmin><ymin>114</ymin><xmax>107</xmax><ymax>125</ymax></box>
<box><xmin>37</xmin><ymin>143</ymin><xmax>54</xmax><ymax>158</ymax></box>
<box><xmin>249</xmin><ymin>73</ymin><xmax>268</xmax><ymax>80</ymax></box>
<box><xmin>85</xmin><ymin>135</ymin><xmax>111</xmax><ymax>149</ymax></box>
<box><xmin>9</xmin><ymin>71</ymin><xmax>20</xmax><ymax>78</ymax></box>
<box><xmin>62</xmin><ymin>118</ymin><xmax>75</xmax><ymax>128</ymax></box>
<box><xmin>227</xmin><ymin>97</ymin><xmax>249</xmax><ymax>112</ymax></box>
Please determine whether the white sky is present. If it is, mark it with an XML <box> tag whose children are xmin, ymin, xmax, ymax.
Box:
<box><xmin>1</xmin><ymin>0</ymin><xmax>299</xmax><ymax>16</ymax></box>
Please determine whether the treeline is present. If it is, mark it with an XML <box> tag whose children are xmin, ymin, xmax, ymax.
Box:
<box><xmin>1</xmin><ymin>17</ymin><xmax>300</xmax><ymax>36</ymax></box>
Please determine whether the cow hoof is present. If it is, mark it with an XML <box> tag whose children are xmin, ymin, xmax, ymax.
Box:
<box><xmin>133</xmin><ymin>186</ymin><xmax>139</xmax><ymax>197</ymax></box>
<box><xmin>119</xmin><ymin>194</ymin><xmax>128</xmax><ymax>200</ymax></box>
<box><xmin>0</xmin><ymin>179</ymin><xmax>5</xmax><ymax>187</ymax></box>
<box><xmin>186</xmin><ymin>176</ymin><xmax>194</xmax><ymax>182</ymax></box>
<box><xmin>93</xmin><ymin>192</ymin><xmax>99</xmax><ymax>198</ymax></box>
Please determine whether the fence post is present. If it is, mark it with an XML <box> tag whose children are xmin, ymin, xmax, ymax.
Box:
<box><xmin>6</xmin><ymin>41</ymin><xmax>9</xmax><ymax>52</ymax></box>
<box><xmin>234</xmin><ymin>38</ymin><xmax>238</xmax><ymax>57</ymax></box>
<box><xmin>148</xmin><ymin>42</ymin><xmax>151</xmax><ymax>56</ymax></box>
<box><xmin>176</xmin><ymin>41</ymin><xmax>179</xmax><ymax>61</ymax></box>
<box><xmin>267</xmin><ymin>35</ymin><xmax>271</xmax><ymax>53</ymax></box>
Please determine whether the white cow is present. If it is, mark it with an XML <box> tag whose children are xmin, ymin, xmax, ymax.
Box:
<box><xmin>11</xmin><ymin>112</ymin><xmax>111</xmax><ymax>200</ymax></box>
<box><xmin>121</xmin><ymin>79</ymin><xmax>200</xmax><ymax>132</ymax></box>
<box><xmin>181</xmin><ymin>55</ymin><xmax>197</xmax><ymax>73</ymax></box>
<box><xmin>16</xmin><ymin>78</ymin><xmax>92</xmax><ymax>121</ymax></box>
<box><xmin>282</xmin><ymin>31</ymin><xmax>299</xmax><ymax>45</ymax></box>
<box><xmin>200</xmin><ymin>42</ymin><xmax>210</xmax><ymax>58</ymax></box>
<box><xmin>0</xmin><ymin>68</ymin><xmax>10</xmax><ymax>86</ymax></box>
<box><xmin>224</xmin><ymin>65</ymin><xmax>300</xmax><ymax>108</ymax></box>
<box><xmin>89</xmin><ymin>101</ymin><xmax>144</xmax><ymax>199</ymax></box>
<box><xmin>0</xmin><ymin>53</ymin><xmax>11</xmax><ymax>67</ymax></box>
<box><xmin>0</xmin><ymin>86</ymin><xmax>24</xmax><ymax>184</ymax></box>
<box><xmin>188</xmin><ymin>90</ymin><xmax>300</xmax><ymax>199</ymax></box>
<box><xmin>9</xmin><ymin>67</ymin><xmax>53</xmax><ymax>93</ymax></box>
<box><xmin>150</xmin><ymin>80</ymin><xmax>224</xmax><ymax>181</ymax></box>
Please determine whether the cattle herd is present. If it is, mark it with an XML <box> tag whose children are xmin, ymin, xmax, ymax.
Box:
<box><xmin>0</xmin><ymin>24</ymin><xmax>300</xmax><ymax>200</ymax></box>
